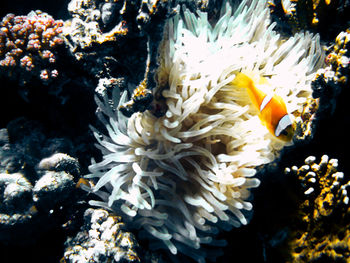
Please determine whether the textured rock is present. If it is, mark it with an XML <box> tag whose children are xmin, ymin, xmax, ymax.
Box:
<box><xmin>0</xmin><ymin>120</ymin><xmax>81</xmax><ymax>245</ymax></box>
<box><xmin>62</xmin><ymin>208</ymin><xmax>141</xmax><ymax>263</ymax></box>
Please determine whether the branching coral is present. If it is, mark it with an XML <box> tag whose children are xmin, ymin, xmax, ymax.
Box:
<box><xmin>86</xmin><ymin>0</ymin><xmax>324</xmax><ymax>261</ymax></box>
<box><xmin>0</xmin><ymin>11</ymin><xmax>64</xmax><ymax>85</ymax></box>
<box><xmin>285</xmin><ymin>155</ymin><xmax>350</xmax><ymax>262</ymax></box>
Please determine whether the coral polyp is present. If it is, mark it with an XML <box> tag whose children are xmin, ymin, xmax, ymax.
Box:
<box><xmin>0</xmin><ymin>11</ymin><xmax>64</xmax><ymax>85</ymax></box>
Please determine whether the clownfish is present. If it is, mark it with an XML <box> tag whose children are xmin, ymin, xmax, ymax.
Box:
<box><xmin>232</xmin><ymin>72</ymin><xmax>294</xmax><ymax>141</ymax></box>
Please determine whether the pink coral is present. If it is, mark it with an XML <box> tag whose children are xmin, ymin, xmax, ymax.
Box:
<box><xmin>0</xmin><ymin>11</ymin><xmax>64</xmax><ymax>84</ymax></box>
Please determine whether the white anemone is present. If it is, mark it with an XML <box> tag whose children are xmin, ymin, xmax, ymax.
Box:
<box><xmin>86</xmin><ymin>0</ymin><xmax>324</xmax><ymax>262</ymax></box>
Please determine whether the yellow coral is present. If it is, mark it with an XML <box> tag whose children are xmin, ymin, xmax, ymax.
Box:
<box><xmin>271</xmin><ymin>0</ymin><xmax>338</xmax><ymax>32</ymax></box>
<box><xmin>285</xmin><ymin>155</ymin><xmax>350</xmax><ymax>262</ymax></box>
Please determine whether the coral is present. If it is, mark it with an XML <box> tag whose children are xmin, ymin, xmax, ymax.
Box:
<box><xmin>285</xmin><ymin>155</ymin><xmax>350</xmax><ymax>262</ymax></box>
<box><xmin>312</xmin><ymin>29</ymin><xmax>350</xmax><ymax>116</ymax></box>
<box><xmin>118</xmin><ymin>78</ymin><xmax>154</xmax><ymax>117</ymax></box>
<box><xmin>0</xmin><ymin>163</ymin><xmax>77</xmax><ymax>243</ymax></box>
<box><xmin>62</xmin><ymin>208</ymin><xmax>140</xmax><ymax>263</ymax></box>
<box><xmin>0</xmin><ymin>11</ymin><xmax>64</xmax><ymax>85</ymax></box>
<box><xmin>269</xmin><ymin>0</ymin><xmax>350</xmax><ymax>39</ymax></box>
<box><xmin>270</xmin><ymin>0</ymin><xmax>331</xmax><ymax>30</ymax></box>
<box><xmin>33</xmin><ymin>169</ymin><xmax>75</xmax><ymax>211</ymax></box>
<box><xmin>95</xmin><ymin>77</ymin><xmax>126</xmax><ymax>97</ymax></box>
<box><xmin>95</xmin><ymin>69</ymin><xmax>156</xmax><ymax>118</ymax></box>
<box><xmin>63</xmin><ymin>0</ymin><xmax>167</xmax><ymax>58</ymax></box>
<box><xmin>39</xmin><ymin>153</ymin><xmax>80</xmax><ymax>177</ymax></box>
<box><xmin>293</xmin><ymin>98</ymin><xmax>318</xmax><ymax>141</ymax></box>
<box><xmin>63</xmin><ymin>0</ymin><xmax>168</xmax><ymax>112</ymax></box>
<box><xmin>118</xmin><ymin>38</ymin><xmax>155</xmax><ymax>117</ymax></box>
<box><xmin>0</xmin><ymin>119</ymin><xmax>81</xmax><ymax>245</ymax></box>
<box><xmin>63</xmin><ymin>0</ymin><xmax>128</xmax><ymax>53</ymax></box>
<box><xmin>85</xmin><ymin>0</ymin><xmax>325</xmax><ymax>261</ymax></box>
<box><xmin>321</xmin><ymin>29</ymin><xmax>350</xmax><ymax>85</ymax></box>
<box><xmin>0</xmin><ymin>172</ymin><xmax>36</xmax><ymax>226</ymax></box>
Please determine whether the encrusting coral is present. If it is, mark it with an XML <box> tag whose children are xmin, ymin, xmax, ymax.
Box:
<box><xmin>85</xmin><ymin>0</ymin><xmax>324</xmax><ymax>261</ymax></box>
<box><xmin>317</xmin><ymin>28</ymin><xmax>350</xmax><ymax>86</ymax></box>
<box><xmin>63</xmin><ymin>0</ymin><xmax>167</xmax><ymax>59</ymax></box>
<box><xmin>62</xmin><ymin>0</ymin><xmax>168</xmax><ymax>109</ymax></box>
<box><xmin>63</xmin><ymin>0</ymin><xmax>128</xmax><ymax>55</ymax></box>
<box><xmin>62</xmin><ymin>208</ymin><xmax>140</xmax><ymax>263</ymax></box>
<box><xmin>285</xmin><ymin>155</ymin><xmax>350</xmax><ymax>262</ymax></box>
<box><xmin>0</xmin><ymin>11</ymin><xmax>64</xmax><ymax>85</ymax></box>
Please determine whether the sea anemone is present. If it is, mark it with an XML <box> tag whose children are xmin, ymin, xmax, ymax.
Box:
<box><xmin>86</xmin><ymin>0</ymin><xmax>324</xmax><ymax>261</ymax></box>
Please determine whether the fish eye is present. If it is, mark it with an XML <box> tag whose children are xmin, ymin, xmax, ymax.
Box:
<box><xmin>280</xmin><ymin>129</ymin><xmax>289</xmax><ymax>136</ymax></box>
<box><xmin>278</xmin><ymin>124</ymin><xmax>294</xmax><ymax>141</ymax></box>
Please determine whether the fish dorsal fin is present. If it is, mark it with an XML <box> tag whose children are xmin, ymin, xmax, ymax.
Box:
<box><xmin>231</xmin><ymin>72</ymin><xmax>254</xmax><ymax>88</ymax></box>
<box><xmin>258</xmin><ymin>75</ymin><xmax>269</xmax><ymax>85</ymax></box>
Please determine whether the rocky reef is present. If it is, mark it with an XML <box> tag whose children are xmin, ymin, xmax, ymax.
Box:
<box><xmin>0</xmin><ymin>119</ymin><xmax>89</xmax><ymax>263</ymax></box>
<box><xmin>62</xmin><ymin>208</ymin><xmax>141</xmax><ymax>263</ymax></box>
<box><xmin>0</xmin><ymin>0</ymin><xmax>349</xmax><ymax>262</ymax></box>
<box><xmin>269</xmin><ymin>0</ymin><xmax>350</xmax><ymax>40</ymax></box>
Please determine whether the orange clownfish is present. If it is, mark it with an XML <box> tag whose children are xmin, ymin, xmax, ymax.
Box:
<box><xmin>232</xmin><ymin>72</ymin><xmax>294</xmax><ymax>141</ymax></box>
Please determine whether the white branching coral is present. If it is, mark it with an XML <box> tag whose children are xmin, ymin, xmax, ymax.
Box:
<box><xmin>86</xmin><ymin>0</ymin><xmax>324</xmax><ymax>262</ymax></box>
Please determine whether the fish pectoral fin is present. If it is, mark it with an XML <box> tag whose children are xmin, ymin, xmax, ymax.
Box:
<box><xmin>258</xmin><ymin>113</ymin><xmax>267</xmax><ymax>126</ymax></box>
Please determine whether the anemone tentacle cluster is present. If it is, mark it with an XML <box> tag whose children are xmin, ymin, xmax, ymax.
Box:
<box><xmin>87</xmin><ymin>0</ymin><xmax>324</xmax><ymax>261</ymax></box>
